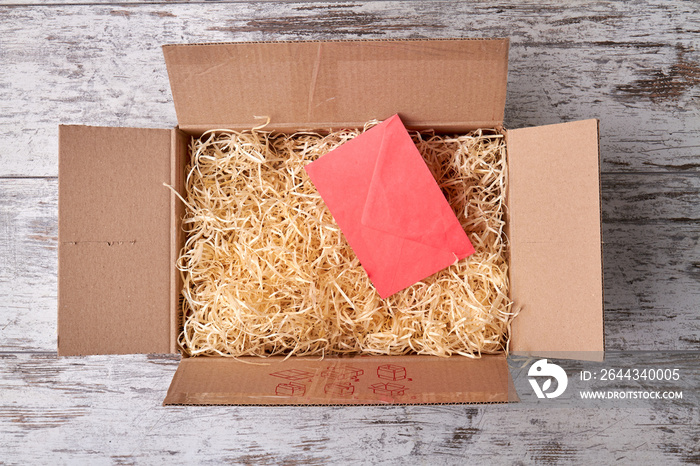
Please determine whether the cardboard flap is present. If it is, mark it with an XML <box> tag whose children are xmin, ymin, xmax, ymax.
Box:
<box><xmin>163</xmin><ymin>355</ymin><xmax>517</xmax><ymax>405</ymax></box>
<box><xmin>163</xmin><ymin>39</ymin><xmax>509</xmax><ymax>133</ymax></box>
<box><xmin>58</xmin><ymin>126</ymin><xmax>175</xmax><ymax>355</ymax></box>
<box><xmin>507</xmin><ymin>119</ymin><xmax>604</xmax><ymax>358</ymax></box>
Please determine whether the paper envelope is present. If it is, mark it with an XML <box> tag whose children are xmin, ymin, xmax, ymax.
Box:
<box><xmin>304</xmin><ymin>114</ymin><xmax>475</xmax><ymax>298</ymax></box>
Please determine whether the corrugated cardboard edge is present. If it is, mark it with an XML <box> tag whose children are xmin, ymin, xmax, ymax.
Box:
<box><xmin>169</xmin><ymin>128</ymin><xmax>189</xmax><ymax>354</ymax></box>
<box><xmin>506</xmin><ymin>119</ymin><xmax>604</xmax><ymax>362</ymax></box>
<box><xmin>163</xmin><ymin>38</ymin><xmax>509</xmax><ymax>133</ymax></box>
<box><xmin>179</xmin><ymin>121</ymin><xmax>510</xmax><ymax>136</ymax></box>
<box><xmin>163</xmin><ymin>354</ymin><xmax>517</xmax><ymax>405</ymax></box>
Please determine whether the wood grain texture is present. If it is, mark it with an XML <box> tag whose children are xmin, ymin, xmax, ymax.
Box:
<box><xmin>0</xmin><ymin>179</ymin><xmax>57</xmax><ymax>352</ymax></box>
<box><xmin>0</xmin><ymin>1</ymin><xmax>698</xmax><ymax>176</ymax></box>
<box><xmin>0</xmin><ymin>0</ymin><xmax>698</xmax><ymax>463</ymax></box>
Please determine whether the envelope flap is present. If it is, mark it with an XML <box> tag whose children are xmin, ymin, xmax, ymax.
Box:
<box><xmin>163</xmin><ymin>39</ymin><xmax>509</xmax><ymax>132</ymax></box>
<box><xmin>58</xmin><ymin>125</ymin><xmax>176</xmax><ymax>356</ymax></box>
<box><xmin>361</xmin><ymin>115</ymin><xmax>467</xmax><ymax>251</ymax></box>
<box><xmin>506</xmin><ymin>119</ymin><xmax>604</xmax><ymax>359</ymax></box>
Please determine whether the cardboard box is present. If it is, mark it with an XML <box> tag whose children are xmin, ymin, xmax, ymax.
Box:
<box><xmin>58</xmin><ymin>39</ymin><xmax>603</xmax><ymax>405</ymax></box>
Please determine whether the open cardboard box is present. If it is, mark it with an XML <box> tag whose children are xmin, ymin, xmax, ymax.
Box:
<box><xmin>58</xmin><ymin>39</ymin><xmax>603</xmax><ymax>405</ymax></box>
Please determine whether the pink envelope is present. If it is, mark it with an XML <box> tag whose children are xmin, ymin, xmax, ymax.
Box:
<box><xmin>304</xmin><ymin>114</ymin><xmax>475</xmax><ymax>298</ymax></box>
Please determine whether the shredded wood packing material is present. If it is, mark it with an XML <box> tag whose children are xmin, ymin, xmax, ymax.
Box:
<box><xmin>176</xmin><ymin>120</ymin><xmax>514</xmax><ymax>358</ymax></box>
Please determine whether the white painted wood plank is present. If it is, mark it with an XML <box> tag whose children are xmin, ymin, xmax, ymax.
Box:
<box><xmin>602</xmin><ymin>173</ymin><xmax>700</xmax><ymax>350</ymax></box>
<box><xmin>0</xmin><ymin>1</ymin><xmax>698</xmax><ymax>176</ymax></box>
<box><xmin>1</xmin><ymin>176</ymin><xmax>698</xmax><ymax>352</ymax></box>
<box><xmin>0</xmin><ymin>352</ymin><xmax>697</xmax><ymax>464</ymax></box>
<box><xmin>604</xmin><ymin>222</ymin><xmax>700</xmax><ymax>350</ymax></box>
<box><xmin>0</xmin><ymin>0</ymin><xmax>287</xmax><ymax>3</ymax></box>
<box><xmin>0</xmin><ymin>179</ymin><xmax>57</xmax><ymax>352</ymax></box>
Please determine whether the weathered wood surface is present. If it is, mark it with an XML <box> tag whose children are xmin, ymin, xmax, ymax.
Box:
<box><xmin>0</xmin><ymin>1</ymin><xmax>698</xmax><ymax>176</ymax></box>
<box><xmin>0</xmin><ymin>352</ymin><xmax>697</xmax><ymax>464</ymax></box>
<box><xmin>0</xmin><ymin>0</ymin><xmax>698</xmax><ymax>464</ymax></box>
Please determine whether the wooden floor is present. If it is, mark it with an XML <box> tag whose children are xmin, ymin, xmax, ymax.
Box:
<box><xmin>1</xmin><ymin>0</ymin><xmax>698</xmax><ymax>463</ymax></box>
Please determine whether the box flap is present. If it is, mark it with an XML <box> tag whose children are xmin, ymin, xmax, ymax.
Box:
<box><xmin>163</xmin><ymin>39</ymin><xmax>509</xmax><ymax>133</ymax></box>
<box><xmin>163</xmin><ymin>355</ymin><xmax>517</xmax><ymax>405</ymax></box>
<box><xmin>507</xmin><ymin>119</ymin><xmax>604</xmax><ymax>359</ymax></box>
<box><xmin>58</xmin><ymin>126</ymin><xmax>175</xmax><ymax>355</ymax></box>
